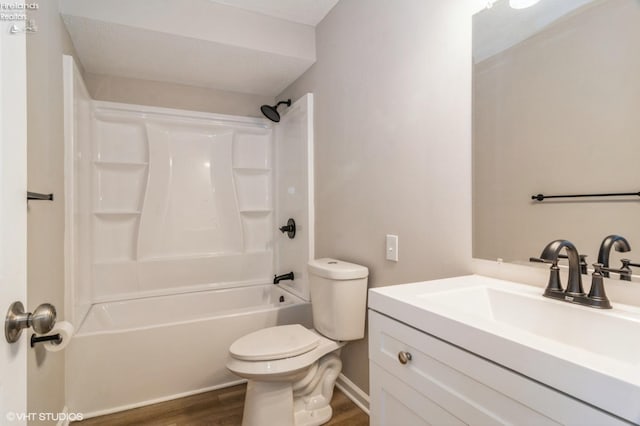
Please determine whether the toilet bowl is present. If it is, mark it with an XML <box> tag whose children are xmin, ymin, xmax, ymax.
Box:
<box><xmin>227</xmin><ymin>325</ymin><xmax>345</xmax><ymax>426</ymax></box>
<box><xmin>226</xmin><ymin>258</ymin><xmax>369</xmax><ymax>426</ymax></box>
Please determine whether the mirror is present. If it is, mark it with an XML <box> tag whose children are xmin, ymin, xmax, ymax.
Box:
<box><xmin>472</xmin><ymin>0</ymin><xmax>640</xmax><ymax>280</ymax></box>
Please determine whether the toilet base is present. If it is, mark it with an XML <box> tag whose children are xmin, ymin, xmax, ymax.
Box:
<box><xmin>241</xmin><ymin>352</ymin><xmax>342</xmax><ymax>426</ymax></box>
<box><xmin>294</xmin><ymin>405</ymin><xmax>332</xmax><ymax>426</ymax></box>
<box><xmin>242</xmin><ymin>381</ymin><xmax>296</xmax><ymax>426</ymax></box>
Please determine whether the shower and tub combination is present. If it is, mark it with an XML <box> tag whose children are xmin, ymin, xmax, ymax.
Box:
<box><xmin>62</xmin><ymin>55</ymin><xmax>315</xmax><ymax>417</ymax></box>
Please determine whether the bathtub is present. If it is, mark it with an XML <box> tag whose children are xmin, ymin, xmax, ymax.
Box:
<box><xmin>66</xmin><ymin>284</ymin><xmax>312</xmax><ymax>418</ymax></box>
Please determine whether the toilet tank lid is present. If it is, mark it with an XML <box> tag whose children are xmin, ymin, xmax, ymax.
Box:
<box><xmin>308</xmin><ymin>258</ymin><xmax>369</xmax><ymax>280</ymax></box>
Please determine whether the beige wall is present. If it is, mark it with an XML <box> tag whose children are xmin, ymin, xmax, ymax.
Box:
<box><xmin>279</xmin><ymin>0</ymin><xmax>474</xmax><ymax>393</ymax></box>
<box><xmin>473</xmin><ymin>0</ymin><xmax>640</xmax><ymax>267</ymax></box>
<box><xmin>85</xmin><ymin>73</ymin><xmax>273</xmax><ymax>117</ymax></box>
<box><xmin>26</xmin><ymin>0</ymin><xmax>80</xmax><ymax>422</ymax></box>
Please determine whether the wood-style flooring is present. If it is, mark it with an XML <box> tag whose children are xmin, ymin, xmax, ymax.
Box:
<box><xmin>73</xmin><ymin>384</ymin><xmax>368</xmax><ymax>426</ymax></box>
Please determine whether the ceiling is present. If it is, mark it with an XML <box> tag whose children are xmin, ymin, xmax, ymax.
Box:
<box><xmin>61</xmin><ymin>0</ymin><xmax>340</xmax><ymax>97</ymax></box>
<box><xmin>207</xmin><ymin>0</ymin><xmax>340</xmax><ymax>26</ymax></box>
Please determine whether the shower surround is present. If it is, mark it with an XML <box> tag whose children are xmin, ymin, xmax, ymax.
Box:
<box><xmin>63</xmin><ymin>56</ymin><xmax>314</xmax><ymax>416</ymax></box>
<box><xmin>88</xmin><ymin>102</ymin><xmax>275</xmax><ymax>301</ymax></box>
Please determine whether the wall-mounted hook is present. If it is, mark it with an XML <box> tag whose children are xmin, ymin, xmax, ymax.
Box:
<box><xmin>27</xmin><ymin>191</ymin><xmax>54</xmax><ymax>201</ymax></box>
<box><xmin>279</xmin><ymin>218</ymin><xmax>296</xmax><ymax>239</ymax></box>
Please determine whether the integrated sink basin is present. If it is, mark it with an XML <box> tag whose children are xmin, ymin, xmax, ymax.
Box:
<box><xmin>369</xmin><ymin>275</ymin><xmax>640</xmax><ymax>423</ymax></box>
<box><xmin>419</xmin><ymin>284</ymin><xmax>640</xmax><ymax>366</ymax></box>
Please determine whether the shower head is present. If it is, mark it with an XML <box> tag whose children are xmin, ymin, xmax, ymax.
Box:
<box><xmin>260</xmin><ymin>99</ymin><xmax>291</xmax><ymax>123</ymax></box>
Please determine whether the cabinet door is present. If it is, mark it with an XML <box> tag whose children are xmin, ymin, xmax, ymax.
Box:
<box><xmin>370</xmin><ymin>361</ymin><xmax>466</xmax><ymax>426</ymax></box>
<box><xmin>369</xmin><ymin>310</ymin><xmax>627</xmax><ymax>426</ymax></box>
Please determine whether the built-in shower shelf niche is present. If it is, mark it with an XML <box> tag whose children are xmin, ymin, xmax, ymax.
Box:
<box><xmin>93</xmin><ymin>211</ymin><xmax>141</xmax><ymax>215</ymax></box>
<box><xmin>93</xmin><ymin>161</ymin><xmax>148</xmax><ymax>167</ymax></box>
<box><xmin>239</xmin><ymin>209</ymin><xmax>272</xmax><ymax>214</ymax></box>
<box><xmin>233</xmin><ymin>167</ymin><xmax>271</xmax><ymax>173</ymax></box>
<box><xmin>231</xmin><ymin>130</ymin><xmax>273</xmax><ymax>254</ymax></box>
<box><xmin>83</xmin><ymin>102</ymin><xmax>276</xmax><ymax>301</ymax></box>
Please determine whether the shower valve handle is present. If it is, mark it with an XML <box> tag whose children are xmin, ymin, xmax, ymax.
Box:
<box><xmin>279</xmin><ymin>218</ymin><xmax>296</xmax><ymax>239</ymax></box>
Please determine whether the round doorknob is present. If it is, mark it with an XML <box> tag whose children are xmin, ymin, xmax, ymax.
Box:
<box><xmin>5</xmin><ymin>301</ymin><xmax>57</xmax><ymax>343</ymax></box>
<box><xmin>398</xmin><ymin>351</ymin><xmax>412</xmax><ymax>365</ymax></box>
<box><xmin>31</xmin><ymin>303</ymin><xmax>57</xmax><ymax>334</ymax></box>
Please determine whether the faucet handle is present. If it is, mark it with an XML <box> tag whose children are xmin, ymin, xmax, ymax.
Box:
<box><xmin>587</xmin><ymin>264</ymin><xmax>612</xmax><ymax>309</ymax></box>
<box><xmin>529</xmin><ymin>257</ymin><xmax>557</xmax><ymax>265</ymax></box>
<box><xmin>621</xmin><ymin>258</ymin><xmax>640</xmax><ymax>268</ymax></box>
<box><xmin>599</xmin><ymin>261</ymin><xmax>632</xmax><ymax>282</ymax></box>
<box><xmin>601</xmin><ymin>264</ymin><xmax>630</xmax><ymax>275</ymax></box>
<box><xmin>530</xmin><ymin>257</ymin><xmax>563</xmax><ymax>294</ymax></box>
<box><xmin>619</xmin><ymin>259</ymin><xmax>632</xmax><ymax>282</ymax></box>
<box><xmin>592</xmin><ymin>263</ymin><xmax>604</xmax><ymax>275</ymax></box>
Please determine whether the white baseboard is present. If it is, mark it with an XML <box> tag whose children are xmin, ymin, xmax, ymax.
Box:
<box><xmin>335</xmin><ymin>373</ymin><xmax>369</xmax><ymax>415</ymax></box>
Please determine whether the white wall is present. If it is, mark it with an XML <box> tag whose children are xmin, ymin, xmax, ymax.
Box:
<box><xmin>279</xmin><ymin>0</ymin><xmax>477</xmax><ymax>393</ymax></box>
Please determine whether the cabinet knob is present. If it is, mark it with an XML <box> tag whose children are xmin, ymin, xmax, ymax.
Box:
<box><xmin>398</xmin><ymin>351</ymin><xmax>412</xmax><ymax>365</ymax></box>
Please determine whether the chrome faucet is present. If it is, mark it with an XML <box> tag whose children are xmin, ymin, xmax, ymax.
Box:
<box><xmin>597</xmin><ymin>235</ymin><xmax>631</xmax><ymax>278</ymax></box>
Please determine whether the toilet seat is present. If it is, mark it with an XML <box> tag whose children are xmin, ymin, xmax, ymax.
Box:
<box><xmin>227</xmin><ymin>328</ymin><xmax>344</xmax><ymax>380</ymax></box>
<box><xmin>230</xmin><ymin>324</ymin><xmax>320</xmax><ymax>361</ymax></box>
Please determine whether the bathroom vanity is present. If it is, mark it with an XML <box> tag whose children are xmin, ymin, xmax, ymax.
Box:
<box><xmin>368</xmin><ymin>275</ymin><xmax>640</xmax><ymax>425</ymax></box>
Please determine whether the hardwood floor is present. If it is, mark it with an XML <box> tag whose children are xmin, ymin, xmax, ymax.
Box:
<box><xmin>74</xmin><ymin>384</ymin><xmax>368</xmax><ymax>426</ymax></box>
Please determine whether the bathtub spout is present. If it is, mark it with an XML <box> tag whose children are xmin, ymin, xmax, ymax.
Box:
<box><xmin>274</xmin><ymin>272</ymin><xmax>294</xmax><ymax>284</ymax></box>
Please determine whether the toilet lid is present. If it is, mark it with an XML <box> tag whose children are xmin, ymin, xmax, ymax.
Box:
<box><xmin>229</xmin><ymin>325</ymin><xmax>320</xmax><ymax>361</ymax></box>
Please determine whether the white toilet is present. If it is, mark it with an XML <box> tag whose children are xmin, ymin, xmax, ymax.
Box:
<box><xmin>226</xmin><ymin>258</ymin><xmax>369</xmax><ymax>426</ymax></box>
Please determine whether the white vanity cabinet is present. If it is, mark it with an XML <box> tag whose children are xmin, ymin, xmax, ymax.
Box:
<box><xmin>368</xmin><ymin>310</ymin><xmax>628</xmax><ymax>426</ymax></box>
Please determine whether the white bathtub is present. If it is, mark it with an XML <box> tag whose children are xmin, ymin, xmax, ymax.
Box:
<box><xmin>66</xmin><ymin>284</ymin><xmax>312</xmax><ymax>418</ymax></box>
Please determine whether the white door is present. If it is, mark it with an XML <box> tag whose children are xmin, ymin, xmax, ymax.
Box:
<box><xmin>0</xmin><ymin>12</ymin><xmax>28</xmax><ymax>425</ymax></box>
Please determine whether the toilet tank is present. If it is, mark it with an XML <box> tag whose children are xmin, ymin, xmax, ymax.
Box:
<box><xmin>308</xmin><ymin>258</ymin><xmax>369</xmax><ymax>341</ymax></box>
